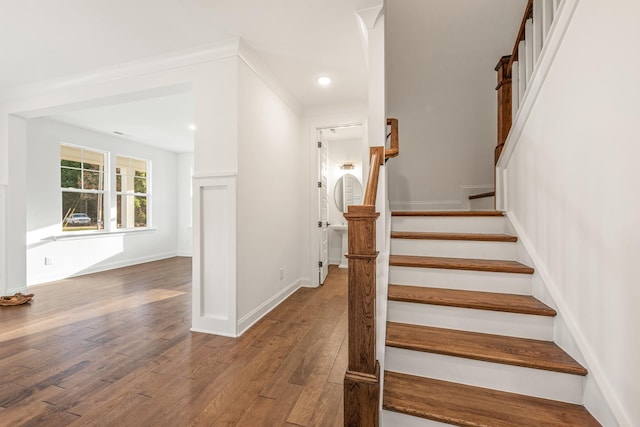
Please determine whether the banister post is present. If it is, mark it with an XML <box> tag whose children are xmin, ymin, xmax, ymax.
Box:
<box><xmin>343</xmin><ymin>203</ymin><xmax>380</xmax><ymax>426</ymax></box>
<box><xmin>495</xmin><ymin>55</ymin><xmax>512</xmax><ymax>164</ymax></box>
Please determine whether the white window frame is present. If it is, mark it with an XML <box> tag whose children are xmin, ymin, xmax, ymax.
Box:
<box><xmin>59</xmin><ymin>143</ymin><xmax>152</xmax><ymax>234</ymax></box>
<box><xmin>115</xmin><ymin>154</ymin><xmax>151</xmax><ymax>230</ymax></box>
<box><xmin>60</xmin><ymin>143</ymin><xmax>108</xmax><ymax>232</ymax></box>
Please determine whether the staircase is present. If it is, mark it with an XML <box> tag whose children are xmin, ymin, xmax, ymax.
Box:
<box><xmin>381</xmin><ymin>211</ymin><xmax>600</xmax><ymax>426</ymax></box>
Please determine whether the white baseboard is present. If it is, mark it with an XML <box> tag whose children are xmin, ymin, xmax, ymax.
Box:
<box><xmin>390</xmin><ymin>200</ymin><xmax>465</xmax><ymax>211</ymax></box>
<box><xmin>236</xmin><ymin>277</ymin><xmax>304</xmax><ymax>336</ymax></box>
<box><xmin>506</xmin><ymin>212</ymin><xmax>627</xmax><ymax>426</ymax></box>
<box><xmin>27</xmin><ymin>252</ymin><xmax>178</xmax><ymax>286</ymax></box>
<box><xmin>7</xmin><ymin>285</ymin><xmax>29</xmax><ymax>295</ymax></box>
<box><xmin>390</xmin><ymin>184</ymin><xmax>494</xmax><ymax>212</ymax></box>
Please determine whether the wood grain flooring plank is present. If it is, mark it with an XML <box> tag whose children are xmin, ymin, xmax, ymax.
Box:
<box><xmin>236</xmin><ymin>382</ymin><xmax>304</xmax><ymax>427</ymax></box>
<box><xmin>307</xmin><ymin>382</ymin><xmax>344</xmax><ymax>427</ymax></box>
<box><xmin>0</xmin><ymin>259</ymin><xmax>347</xmax><ymax>426</ymax></box>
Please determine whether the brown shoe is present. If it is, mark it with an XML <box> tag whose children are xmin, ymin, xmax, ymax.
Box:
<box><xmin>0</xmin><ymin>293</ymin><xmax>35</xmax><ymax>306</ymax></box>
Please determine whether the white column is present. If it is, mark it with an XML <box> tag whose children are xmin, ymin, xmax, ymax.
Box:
<box><xmin>190</xmin><ymin>56</ymin><xmax>240</xmax><ymax>337</ymax></box>
<box><xmin>6</xmin><ymin>115</ymin><xmax>28</xmax><ymax>294</ymax></box>
<box><xmin>0</xmin><ymin>185</ymin><xmax>6</xmax><ymax>295</ymax></box>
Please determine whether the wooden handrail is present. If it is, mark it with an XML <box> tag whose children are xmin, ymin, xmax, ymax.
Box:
<box><xmin>495</xmin><ymin>0</ymin><xmax>533</xmax><ymax>164</ymax></box>
<box><xmin>507</xmin><ymin>0</ymin><xmax>534</xmax><ymax>76</ymax></box>
<box><xmin>343</xmin><ymin>120</ymin><xmax>398</xmax><ymax>426</ymax></box>
<box><xmin>363</xmin><ymin>146</ymin><xmax>385</xmax><ymax>206</ymax></box>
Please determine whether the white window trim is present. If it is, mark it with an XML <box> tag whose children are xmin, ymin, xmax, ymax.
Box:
<box><xmin>59</xmin><ymin>143</ymin><xmax>152</xmax><ymax>234</ymax></box>
<box><xmin>114</xmin><ymin>153</ymin><xmax>152</xmax><ymax>231</ymax></box>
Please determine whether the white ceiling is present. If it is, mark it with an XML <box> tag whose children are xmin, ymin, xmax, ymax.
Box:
<box><xmin>51</xmin><ymin>92</ymin><xmax>196</xmax><ymax>152</ymax></box>
<box><xmin>0</xmin><ymin>0</ymin><xmax>378</xmax><ymax>109</ymax></box>
<box><xmin>1</xmin><ymin>0</ymin><xmax>380</xmax><ymax>152</ymax></box>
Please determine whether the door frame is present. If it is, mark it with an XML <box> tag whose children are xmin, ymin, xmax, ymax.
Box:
<box><xmin>307</xmin><ymin>113</ymin><xmax>368</xmax><ymax>288</ymax></box>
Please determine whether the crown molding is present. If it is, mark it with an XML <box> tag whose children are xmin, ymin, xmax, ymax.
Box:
<box><xmin>0</xmin><ymin>38</ymin><xmax>241</xmax><ymax>102</ymax></box>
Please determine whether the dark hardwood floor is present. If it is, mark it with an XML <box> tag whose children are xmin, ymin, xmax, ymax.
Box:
<box><xmin>0</xmin><ymin>258</ymin><xmax>347</xmax><ymax>426</ymax></box>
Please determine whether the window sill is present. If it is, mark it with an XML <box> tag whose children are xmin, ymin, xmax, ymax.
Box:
<box><xmin>46</xmin><ymin>228</ymin><xmax>157</xmax><ymax>241</ymax></box>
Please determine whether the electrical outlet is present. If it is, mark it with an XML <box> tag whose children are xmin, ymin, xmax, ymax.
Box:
<box><xmin>279</xmin><ymin>268</ymin><xmax>284</xmax><ymax>280</ymax></box>
<box><xmin>44</xmin><ymin>256</ymin><xmax>54</xmax><ymax>266</ymax></box>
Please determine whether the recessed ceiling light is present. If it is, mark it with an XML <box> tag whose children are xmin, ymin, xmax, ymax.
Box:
<box><xmin>188</xmin><ymin>124</ymin><xmax>197</xmax><ymax>131</ymax></box>
<box><xmin>317</xmin><ymin>76</ymin><xmax>332</xmax><ymax>87</ymax></box>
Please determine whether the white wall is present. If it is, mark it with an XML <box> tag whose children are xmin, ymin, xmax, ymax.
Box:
<box><xmin>235</xmin><ymin>59</ymin><xmax>305</xmax><ymax>332</ymax></box>
<box><xmin>176</xmin><ymin>152</ymin><xmax>193</xmax><ymax>256</ymax></box>
<box><xmin>500</xmin><ymin>0</ymin><xmax>639</xmax><ymax>424</ymax></box>
<box><xmin>386</xmin><ymin>0</ymin><xmax>527</xmax><ymax>209</ymax></box>
<box><xmin>328</xmin><ymin>137</ymin><xmax>363</xmax><ymax>264</ymax></box>
<box><xmin>26</xmin><ymin>118</ymin><xmax>180</xmax><ymax>285</ymax></box>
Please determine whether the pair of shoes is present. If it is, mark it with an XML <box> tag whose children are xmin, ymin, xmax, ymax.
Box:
<box><xmin>0</xmin><ymin>292</ymin><xmax>35</xmax><ymax>306</ymax></box>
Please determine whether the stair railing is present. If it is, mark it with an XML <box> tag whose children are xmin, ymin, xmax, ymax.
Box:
<box><xmin>343</xmin><ymin>118</ymin><xmax>398</xmax><ymax>426</ymax></box>
<box><xmin>495</xmin><ymin>0</ymin><xmax>561</xmax><ymax>163</ymax></box>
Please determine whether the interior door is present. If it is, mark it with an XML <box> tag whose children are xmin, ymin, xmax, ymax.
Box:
<box><xmin>318</xmin><ymin>133</ymin><xmax>329</xmax><ymax>284</ymax></box>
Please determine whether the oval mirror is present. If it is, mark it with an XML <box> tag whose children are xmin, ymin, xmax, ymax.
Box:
<box><xmin>334</xmin><ymin>173</ymin><xmax>363</xmax><ymax>213</ymax></box>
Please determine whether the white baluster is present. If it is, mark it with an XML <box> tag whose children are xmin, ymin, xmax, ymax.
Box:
<box><xmin>525</xmin><ymin>19</ymin><xmax>534</xmax><ymax>83</ymax></box>
<box><xmin>512</xmin><ymin>61</ymin><xmax>520</xmax><ymax>117</ymax></box>
<box><xmin>518</xmin><ymin>40</ymin><xmax>527</xmax><ymax>96</ymax></box>
<box><xmin>533</xmin><ymin>0</ymin><xmax>544</xmax><ymax>60</ymax></box>
<box><xmin>542</xmin><ymin>0</ymin><xmax>554</xmax><ymax>40</ymax></box>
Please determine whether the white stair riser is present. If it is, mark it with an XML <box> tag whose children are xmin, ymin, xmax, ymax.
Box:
<box><xmin>392</xmin><ymin>216</ymin><xmax>504</xmax><ymax>234</ymax></box>
<box><xmin>385</xmin><ymin>347</ymin><xmax>584</xmax><ymax>404</ymax></box>
<box><xmin>389</xmin><ymin>266</ymin><xmax>532</xmax><ymax>295</ymax></box>
<box><xmin>382</xmin><ymin>409</ymin><xmax>452</xmax><ymax>426</ymax></box>
<box><xmin>391</xmin><ymin>238</ymin><xmax>516</xmax><ymax>260</ymax></box>
<box><xmin>388</xmin><ymin>301</ymin><xmax>553</xmax><ymax>341</ymax></box>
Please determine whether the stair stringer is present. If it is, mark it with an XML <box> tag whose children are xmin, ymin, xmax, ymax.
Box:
<box><xmin>376</xmin><ymin>202</ymin><xmax>393</xmax><ymax>411</ymax></box>
<box><xmin>503</xmin><ymin>212</ymin><xmax>621</xmax><ymax>427</ymax></box>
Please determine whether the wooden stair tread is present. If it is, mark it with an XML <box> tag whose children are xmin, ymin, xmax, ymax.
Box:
<box><xmin>389</xmin><ymin>255</ymin><xmax>534</xmax><ymax>274</ymax></box>
<box><xmin>383</xmin><ymin>371</ymin><xmax>600</xmax><ymax>427</ymax></box>
<box><xmin>388</xmin><ymin>285</ymin><xmax>556</xmax><ymax>316</ymax></box>
<box><xmin>392</xmin><ymin>210</ymin><xmax>504</xmax><ymax>217</ymax></box>
<box><xmin>391</xmin><ymin>231</ymin><xmax>517</xmax><ymax>242</ymax></box>
<box><xmin>386</xmin><ymin>322</ymin><xmax>587</xmax><ymax>375</ymax></box>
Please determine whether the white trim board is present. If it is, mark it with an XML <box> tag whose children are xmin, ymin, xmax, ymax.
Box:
<box><xmin>236</xmin><ymin>277</ymin><xmax>305</xmax><ymax>336</ymax></box>
<box><xmin>506</xmin><ymin>212</ymin><xmax>627</xmax><ymax>427</ymax></box>
<box><xmin>390</xmin><ymin>184</ymin><xmax>494</xmax><ymax>212</ymax></box>
<box><xmin>26</xmin><ymin>252</ymin><xmax>178</xmax><ymax>287</ymax></box>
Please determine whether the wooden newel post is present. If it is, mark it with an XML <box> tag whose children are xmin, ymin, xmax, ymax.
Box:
<box><xmin>343</xmin><ymin>204</ymin><xmax>380</xmax><ymax>426</ymax></box>
<box><xmin>495</xmin><ymin>55</ymin><xmax>512</xmax><ymax>165</ymax></box>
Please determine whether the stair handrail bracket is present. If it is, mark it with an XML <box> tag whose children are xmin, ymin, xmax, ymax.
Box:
<box><xmin>343</xmin><ymin>125</ymin><xmax>396</xmax><ymax>426</ymax></box>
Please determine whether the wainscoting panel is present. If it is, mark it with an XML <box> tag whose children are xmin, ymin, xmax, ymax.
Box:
<box><xmin>192</xmin><ymin>174</ymin><xmax>237</xmax><ymax>337</ymax></box>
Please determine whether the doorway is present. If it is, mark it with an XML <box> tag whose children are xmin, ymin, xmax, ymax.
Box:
<box><xmin>316</xmin><ymin>124</ymin><xmax>364</xmax><ymax>285</ymax></box>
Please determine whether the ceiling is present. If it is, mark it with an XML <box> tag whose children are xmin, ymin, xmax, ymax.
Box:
<box><xmin>1</xmin><ymin>0</ymin><xmax>380</xmax><ymax>152</ymax></box>
<box><xmin>50</xmin><ymin>92</ymin><xmax>196</xmax><ymax>153</ymax></box>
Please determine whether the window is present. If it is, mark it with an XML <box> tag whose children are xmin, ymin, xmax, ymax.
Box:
<box><xmin>116</xmin><ymin>156</ymin><xmax>148</xmax><ymax>229</ymax></box>
<box><xmin>60</xmin><ymin>144</ymin><xmax>150</xmax><ymax>232</ymax></box>
<box><xmin>61</xmin><ymin>145</ymin><xmax>105</xmax><ymax>231</ymax></box>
